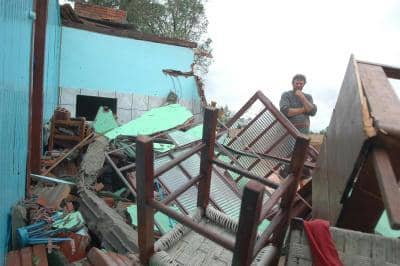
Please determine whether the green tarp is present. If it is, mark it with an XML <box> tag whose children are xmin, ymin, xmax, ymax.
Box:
<box><xmin>93</xmin><ymin>106</ymin><xmax>119</xmax><ymax>134</ymax></box>
<box><xmin>375</xmin><ymin>210</ymin><xmax>400</xmax><ymax>238</ymax></box>
<box><xmin>185</xmin><ymin>124</ymin><xmax>203</xmax><ymax>139</ymax></box>
<box><xmin>127</xmin><ymin>204</ymin><xmax>179</xmax><ymax>235</ymax></box>
<box><xmin>105</xmin><ymin>104</ymin><xmax>193</xmax><ymax>140</ymax></box>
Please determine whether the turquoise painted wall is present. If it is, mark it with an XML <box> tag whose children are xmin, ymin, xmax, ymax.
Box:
<box><xmin>60</xmin><ymin>27</ymin><xmax>199</xmax><ymax>101</ymax></box>
<box><xmin>0</xmin><ymin>0</ymin><xmax>34</xmax><ymax>264</ymax></box>
<box><xmin>43</xmin><ymin>0</ymin><xmax>61</xmax><ymax>121</ymax></box>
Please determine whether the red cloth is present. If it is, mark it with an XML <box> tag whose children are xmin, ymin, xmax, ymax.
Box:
<box><xmin>303</xmin><ymin>219</ymin><xmax>343</xmax><ymax>266</ymax></box>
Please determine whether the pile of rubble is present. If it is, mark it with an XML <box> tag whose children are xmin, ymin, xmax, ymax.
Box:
<box><xmin>6</xmin><ymin>92</ymin><xmax>317</xmax><ymax>265</ymax></box>
<box><xmin>6</xmin><ymin>103</ymin><xmax>207</xmax><ymax>265</ymax></box>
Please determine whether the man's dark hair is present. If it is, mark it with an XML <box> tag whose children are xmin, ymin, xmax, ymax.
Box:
<box><xmin>292</xmin><ymin>74</ymin><xmax>307</xmax><ymax>84</ymax></box>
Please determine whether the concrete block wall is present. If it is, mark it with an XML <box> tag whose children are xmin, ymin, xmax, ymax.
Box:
<box><xmin>59</xmin><ymin>87</ymin><xmax>202</xmax><ymax>124</ymax></box>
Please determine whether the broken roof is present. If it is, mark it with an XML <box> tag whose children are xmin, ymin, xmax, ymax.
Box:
<box><xmin>61</xmin><ymin>4</ymin><xmax>197</xmax><ymax>48</ymax></box>
<box><xmin>105</xmin><ymin>104</ymin><xmax>194</xmax><ymax>140</ymax></box>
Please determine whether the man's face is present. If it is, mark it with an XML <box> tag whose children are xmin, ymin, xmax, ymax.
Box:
<box><xmin>293</xmin><ymin>79</ymin><xmax>305</xmax><ymax>91</ymax></box>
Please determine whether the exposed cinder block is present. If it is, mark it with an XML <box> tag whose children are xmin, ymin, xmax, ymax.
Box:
<box><xmin>132</xmin><ymin>94</ymin><xmax>148</xmax><ymax>111</ymax></box>
<box><xmin>78</xmin><ymin>189</ymin><xmax>139</xmax><ymax>254</ymax></box>
<box><xmin>81</xmin><ymin>88</ymin><xmax>99</xmax><ymax>97</ymax></box>
<box><xmin>148</xmin><ymin>95</ymin><xmax>165</xmax><ymax>109</ymax></box>
<box><xmin>59</xmin><ymin>88</ymin><xmax>78</xmax><ymax>106</ymax></box>
<box><xmin>117</xmin><ymin>108</ymin><xmax>132</xmax><ymax>124</ymax></box>
<box><xmin>98</xmin><ymin>90</ymin><xmax>116</xmax><ymax>99</ymax></box>
<box><xmin>116</xmin><ymin>92</ymin><xmax>133</xmax><ymax>109</ymax></box>
<box><xmin>59</xmin><ymin>104</ymin><xmax>75</xmax><ymax>117</ymax></box>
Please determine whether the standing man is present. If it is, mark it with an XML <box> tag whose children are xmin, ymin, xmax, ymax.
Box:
<box><xmin>280</xmin><ymin>74</ymin><xmax>317</xmax><ymax>134</ymax></box>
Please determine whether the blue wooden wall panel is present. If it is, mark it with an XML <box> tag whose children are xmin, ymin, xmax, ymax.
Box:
<box><xmin>43</xmin><ymin>0</ymin><xmax>61</xmax><ymax>121</ymax></box>
<box><xmin>0</xmin><ymin>0</ymin><xmax>34</xmax><ymax>264</ymax></box>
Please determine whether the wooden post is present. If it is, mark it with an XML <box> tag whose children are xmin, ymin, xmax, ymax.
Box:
<box><xmin>270</xmin><ymin>136</ymin><xmax>309</xmax><ymax>255</ymax></box>
<box><xmin>197</xmin><ymin>107</ymin><xmax>218</xmax><ymax>209</ymax></box>
<box><xmin>232</xmin><ymin>180</ymin><xmax>264</xmax><ymax>266</ymax></box>
<box><xmin>28</xmin><ymin>0</ymin><xmax>48</xmax><ymax>196</ymax></box>
<box><xmin>372</xmin><ymin>148</ymin><xmax>400</xmax><ymax>229</ymax></box>
<box><xmin>136</xmin><ymin>136</ymin><xmax>155</xmax><ymax>264</ymax></box>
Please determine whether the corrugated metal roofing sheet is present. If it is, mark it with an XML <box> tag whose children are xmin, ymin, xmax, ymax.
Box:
<box><xmin>217</xmin><ymin>91</ymin><xmax>318</xmax><ymax>191</ymax></box>
<box><xmin>223</xmin><ymin>109</ymin><xmax>296</xmax><ymax>179</ymax></box>
<box><xmin>155</xmin><ymin>149</ymin><xmax>242</xmax><ymax>220</ymax></box>
<box><xmin>0</xmin><ymin>0</ymin><xmax>35</xmax><ymax>263</ymax></box>
<box><xmin>167</xmin><ymin>129</ymin><xmax>201</xmax><ymax>147</ymax></box>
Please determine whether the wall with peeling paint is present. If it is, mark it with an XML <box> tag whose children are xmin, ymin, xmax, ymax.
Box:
<box><xmin>59</xmin><ymin>26</ymin><xmax>201</xmax><ymax>122</ymax></box>
<box><xmin>0</xmin><ymin>1</ymin><xmax>34</xmax><ymax>264</ymax></box>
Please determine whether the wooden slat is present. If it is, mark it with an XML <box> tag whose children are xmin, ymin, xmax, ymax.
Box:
<box><xmin>232</xmin><ymin>181</ymin><xmax>264</xmax><ymax>266</ymax></box>
<box><xmin>29</xmin><ymin>0</ymin><xmax>48</xmax><ymax>175</ymax></box>
<box><xmin>212</xmin><ymin>158</ymin><xmax>279</xmax><ymax>189</ymax></box>
<box><xmin>154</xmin><ymin>143</ymin><xmax>205</xmax><ymax>177</ymax></box>
<box><xmin>161</xmin><ymin>174</ymin><xmax>202</xmax><ymax>205</ymax></box>
<box><xmin>358</xmin><ymin>62</ymin><xmax>400</xmax><ymax>137</ymax></box>
<box><xmin>150</xmin><ymin>200</ymin><xmax>235</xmax><ymax>251</ymax></box>
<box><xmin>136</xmin><ymin>136</ymin><xmax>155</xmax><ymax>264</ymax></box>
<box><xmin>372</xmin><ymin>148</ymin><xmax>400</xmax><ymax>229</ymax></box>
<box><xmin>197</xmin><ymin>107</ymin><xmax>218</xmax><ymax>209</ymax></box>
<box><xmin>270</xmin><ymin>136</ymin><xmax>310</xmax><ymax>255</ymax></box>
<box><xmin>312</xmin><ymin>137</ymin><xmax>330</xmax><ymax>219</ymax></box>
<box><xmin>105</xmin><ymin>153</ymin><xmax>137</xmax><ymax>197</ymax></box>
<box><xmin>224</xmin><ymin>107</ymin><xmax>268</xmax><ymax>146</ymax></box>
<box><xmin>225</xmin><ymin>93</ymin><xmax>260</xmax><ymax>128</ymax></box>
<box><xmin>259</xmin><ymin>177</ymin><xmax>296</xmax><ymax>222</ymax></box>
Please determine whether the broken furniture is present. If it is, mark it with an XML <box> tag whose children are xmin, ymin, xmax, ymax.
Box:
<box><xmin>216</xmin><ymin>91</ymin><xmax>318</xmax><ymax>218</ymax></box>
<box><xmin>217</xmin><ymin>90</ymin><xmax>318</xmax><ymax>182</ymax></box>
<box><xmin>16</xmin><ymin>213</ymin><xmax>72</xmax><ymax>247</ymax></box>
<box><xmin>40</xmin><ymin>132</ymin><xmax>94</xmax><ymax>180</ymax></box>
<box><xmin>48</xmin><ymin>107</ymin><xmax>90</xmax><ymax>151</ymax></box>
<box><xmin>286</xmin><ymin>218</ymin><xmax>400</xmax><ymax>265</ymax></box>
<box><xmin>135</xmin><ymin>107</ymin><xmax>311</xmax><ymax>265</ymax></box>
<box><xmin>105</xmin><ymin>92</ymin><xmax>317</xmax><ymax>236</ymax></box>
<box><xmin>312</xmin><ymin>56</ymin><xmax>400</xmax><ymax>233</ymax></box>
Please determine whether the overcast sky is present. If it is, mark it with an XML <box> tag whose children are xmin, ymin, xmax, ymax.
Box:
<box><xmin>204</xmin><ymin>0</ymin><xmax>400</xmax><ymax>131</ymax></box>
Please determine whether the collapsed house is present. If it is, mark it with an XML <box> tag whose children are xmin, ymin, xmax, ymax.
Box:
<box><xmin>1</xmin><ymin>1</ymin><xmax>204</xmax><ymax>264</ymax></box>
<box><xmin>2</xmin><ymin>0</ymin><xmax>400</xmax><ymax>265</ymax></box>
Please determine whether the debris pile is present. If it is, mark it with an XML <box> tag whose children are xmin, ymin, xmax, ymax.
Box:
<box><xmin>7</xmin><ymin>93</ymin><xmax>317</xmax><ymax>265</ymax></box>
